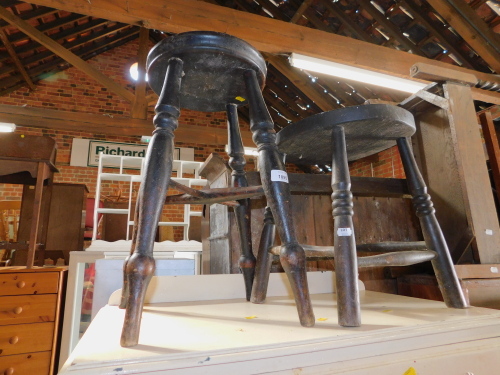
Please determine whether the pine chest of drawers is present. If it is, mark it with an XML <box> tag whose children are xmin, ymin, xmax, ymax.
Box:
<box><xmin>0</xmin><ymin>267</ymin><xmax>67</xmax><ymax>375</ymax></box>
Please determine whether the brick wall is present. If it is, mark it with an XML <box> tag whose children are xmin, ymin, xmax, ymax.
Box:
<box><xmin>0</xmin><ymin>37</ymin><xmax>404</xmax><ymax>241</ymax></box>
<box><xmin>350</xmin><ymin>145</ymin><xmax>405</xmax><ymax>178</ymax></box>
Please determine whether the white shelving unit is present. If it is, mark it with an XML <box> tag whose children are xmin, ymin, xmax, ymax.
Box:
<box><xmin>93</xmin><ymin>153</ymin><xmax>206</xmax><ymax>241</ymax></box>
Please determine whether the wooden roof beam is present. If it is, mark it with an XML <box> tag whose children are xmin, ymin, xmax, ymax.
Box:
<box><xmin>0</xmin><ymin>28</ymin><xmax>35</xmax><ymax>90</ymax></box>
<box><xmin>266</xmin><ymin>54</ymin><xmax>337</xmax><ymax>112</ymax></box>
<box><xmin>0</xmin><ymin>16</ymin><xmax>106</xmax><ymax>61</ymax></box>
<box><xmin>0</xmin><ymin>103</ymin><xmax>254</xmax><ymax>145</ymax></box>
<box><xmin>0</xmin><ymin>27</ymin><xmax>139</xmax><ymax>92</ymax></box>
<box><xmin>399</xmin><ymin>0</ymin><xmax>477</xmax><ymax>70</ymax></box>
<box><xmin>359</xmin><ymin>0</ymin><xmax>424</xmax><ymax>56</ymax></box>
<box><xmin>21</xmin><ymin>0</ymin><xmax>500</xmax><ymax>101</ymax></box>
<box><xmin>426</xmin><ymin>0</ymin><xmax>500</xmax><ymax>72</ymax></box>
<box><xmin>320</xmin><ymin>1</ymin><xmax>375</xmax><ymax>43</ymax></box>
<box><xmin>0</xmin><ymin>6</ymin><xmax>135</xmax><ymax>102</ymax></box>
<box><xmin>476</xmin><ymin>105</ymin><xmax>500</xmax><ymax>120</ymax></box>
<box><xmin>267</xmin><ymin>65</ymin><xmax>323</xmax><ymax>111</ymax></box>
<box><xmin>290</xmin><ymin>0</ymin><xmax>312</xmax><ymax>23</ymax></box>
<box><xmin>0</xmin><ymin>22</ymin><xmax>130</xmax><ymax>77</ymax></box>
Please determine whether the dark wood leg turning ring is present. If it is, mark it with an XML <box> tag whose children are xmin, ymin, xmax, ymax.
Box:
<box><xmin>331</xmin><ymin>126</ymin><xmax>361</xmax><ymax>327</ymax></box>
<box><xmin>245</xmin><ymin>69</ymin><xmax>315</xmax><ymax>327</ymax></box>
<box><xmin>121</xmin><ymin>57</ymin><xmax>184</xmax><ymax>347</ymax></box>
<box><xmin>227</xmin><ymin>103</ymin><xmax>256</xmax><ymax>301</ymax></box>
<box><xmin>397</xmin><ymin>137</ymin><xmax>468</xmax><ymax>309</ymax></box>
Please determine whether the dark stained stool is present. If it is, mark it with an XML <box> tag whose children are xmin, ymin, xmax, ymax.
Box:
<box><xmin>251</xmin><ymin>104</ymin><xmax>468</xmax><ymax>328</ymax></box>
<box><xmin>119</xmin><ymin>31</ymin><xmax>313</xmax><ymax>347</ymax></box>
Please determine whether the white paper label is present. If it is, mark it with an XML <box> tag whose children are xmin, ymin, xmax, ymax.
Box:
<box><xmin>491</xmin><ymin>267</ymin><xmax>499</xmax><ymax>274</ymax></box>
<box><xmin>485</xmin><ymin>229</ymin><xmax>493</xmax><ymax>235</ymax></box>
<box><xmin>337</xmin><ymin>228</ymin><xmax>352</xmax><ymax>236</ymax></box>
<box><xmin>271</xmin><ymin>170</ymin><xmax>289</xmax><ymax>183</ymax></box>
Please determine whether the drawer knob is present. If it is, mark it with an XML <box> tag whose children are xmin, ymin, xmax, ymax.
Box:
<box><xmin>8</xmin><ymin>336</ymin><xmax>18</xmax><ymax>345</ymax></box>
<box><xmin>4</xmin><ymin>367</ymin><xmax>14</xmax><ymax>375</ymax></box>
<box><xmin>16</xmin><ymin>281</ymin><xmax>25</xmax><ymax>289</ymax></box>
<box><xmin>13</xmin><ymin>307</ymin><xmax>22</xmax><ymax>315</ymax></box>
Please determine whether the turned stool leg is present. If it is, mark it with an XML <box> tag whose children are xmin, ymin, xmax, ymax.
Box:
<box><xmin>251</xmin><ymin>206</ymin><xmax>276</xmax><ymax>303</ymax></box>
<box><xmin>244</xmin><ymin>69</ymin><xmax>315</xmax><ymax>327</ymax></box>
<box><xmin>119</xmin><ymin>205</ymin><xmax>139</xmax><ymax>309</ymax></box>
<box><xmin>331</xmin><ymin>126</ymin><xmax>361</xmax><ymax>327</ymax></box>
<box><xmin>227</xmin><ymin>103</ymin><xmax>256</xmax><ymax>301</ymax></box>
<box><xmin>120</xmin><ymin>57</ymin><xmax>184</xmax><ymax>347</ymax></box>
<box><xmin>397</xmin><ymin>137</ymin><xmax>468</xmax><ymax>308</ymax></box>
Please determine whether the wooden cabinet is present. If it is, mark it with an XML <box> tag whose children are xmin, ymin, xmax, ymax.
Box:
<box><xmin>0</xmin><ymin>267</ymin><xmax>67</xmax><ymax>375</ymax></box>
<box><xmin>17</xmin><ymin>183</ymin><xmax>87</xmax><ymax>265</ymax></box>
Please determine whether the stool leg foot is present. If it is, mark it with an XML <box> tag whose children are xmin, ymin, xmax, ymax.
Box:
<box><xmin>121</xmin><ymin>254</ymin><xmax>155</xmax><ymax>347</ymax></box>
<box><xmin>397</xmin><ymin>137</ymin><xmax>468</xmax><ymax>308</ymax></box>
<box><xmin>120</xmin><ymin>208</ymin><xmax>139</xmax><ymax>309</ymax></box>
<box><xmin>119</xmin><ymin>262</ymin><xmax>129</xmax><ymax>310</ymax></box>
<box><xmin>120</xmin><ymin>57</ymin><xmax>184</xmax><ymax>347</ymax></box>
<box><xmin>227</xmin><ymin>103</ymin><xmax>256</xmax><ymax>301</ymax></box>
<box><xmin>251</xmin><ymin>207</ymin><xmax>275</xmax><ymax>304</ymax></box>
<box><xmin>331</xmin><ymin>126</ymin><xmax>361</xmax><ymax>327</ymax></box>
<box><xmin>245</xmin><ymin>69</ymin><xmax>315</xmax><ymax>326</ymax></box>
<box><xmin>281</xmin><ymin>243</ymin><xmax>315</xmax><ymax>327</ymax></box>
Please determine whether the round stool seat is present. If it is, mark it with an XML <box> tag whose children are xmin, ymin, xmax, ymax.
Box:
<box><xmin>276</xmin><ymin>104</ymin><xmax>416</xmax><ymax>165</ymax></box>
<box><xmin>147</xmin><ymin>31</ymin><xmax>266</xmax><ymax>112</ymax></box>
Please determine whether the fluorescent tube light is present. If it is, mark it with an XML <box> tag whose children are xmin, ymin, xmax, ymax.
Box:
<box><xmin>0</xmin><ymin>123</ymin><xmax>16</xmax><ymax>132</ymax></box>
<box><xmin>289</xmin><ymin>53</ymin><xmax>427</xmax><ymax>94</ymax></box>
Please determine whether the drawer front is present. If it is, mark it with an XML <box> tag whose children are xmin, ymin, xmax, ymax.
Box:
<box><xmin>0</xmin><ymin>295</ymin><xmax>57</xmax><ymax>326</ymax></box>
<box><xmin>0</xmin><ymin>351</ymin><xmax>51</xmax><ymax>375</ymax></box>
<box><xmin>0</xmin><ymin>272</ymin><xmax>59</xmax><ymax>295</ymax></box>
<box><xmin>0</xmin><ymin>322</ymin><xmax>54</xmax><ymax>356</ymax></box>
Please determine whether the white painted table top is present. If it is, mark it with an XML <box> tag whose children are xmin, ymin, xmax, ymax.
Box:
<box><xmin>60</xmin><ymin>272</ymin><xmax>500</xmax><ymax>375</ymax></box>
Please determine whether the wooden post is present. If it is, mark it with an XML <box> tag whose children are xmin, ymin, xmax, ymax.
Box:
<box><xmin>443</xmin><ymin>82</ymin><xmax>500</xmax><ymax>263</ymax></box>
<box><xmin>478</xmin><ymin>111</ymin><xmax>500</xmax><ymax>205</ymax></box>
<box><xmin>411</xmin><ymin>63</ymin><xmax>500</xmax><ymax>264</ymax></box>
<box><xmin>412</xmin><ymin>107</ymin><xmax>472</xmax><ymax>262</ymax></box>
<box><xmin>26</xmin><ymin>162</ymin><xmax>47</xmax><ymax>268</ymax></box>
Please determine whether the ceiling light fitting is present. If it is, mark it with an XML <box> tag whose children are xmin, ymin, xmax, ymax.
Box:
<box><xmin>0</xmin><ymin>122</ymin><xmax>16</xmax><ymax>132</ymax></box>
<box><xmin>289</xmin><ymin>53</ymin><xmax>427</xmax><ymax>94</ymax></box>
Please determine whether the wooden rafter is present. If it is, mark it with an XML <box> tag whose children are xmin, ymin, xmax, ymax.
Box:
<box><xmin>0</xmin><ymin>3</ymin><xmax>58</xmax><ymax>29</ymax></box>
<box><xmin>477</xmin><ymin>105</ymin><xmax>500</xmax><ymax>120</ymax></box>
<box><xmin>290</xmin><ymin>0</ymin><xmax>312</xmax><ymax>23</ymax></box>
<box><xmin>425</xmin><ymin>0</ymin><xmax>500</xmax><ymax>72</ymax></box>
<box><xmin>0</xmin><ymin>28</ymin><xmax>35</xmax><ymax>90</ymax></box>
<box><xmin>22</xmin><ymin>0</ymin><xmax>500</xmax><ymax>103</ymax></box>
<box><xmin>0</xmin><ymin>15</ymin><xmax>99</xmax><ymax>60</ymax></box>
<box><xmin>321</xmin><ymin>1</ymin><xmax>375</xmax><ymax>43</ymax></box>
<box><xmin>0</xmin><ymin>26</ymin><xmax>139</xmax><ymax>94</ymax></box>
<box><xmin>0</xmin><ymin>22</ymin><xmax>129</xmax><ymax>77</ymax></box>
<box><xmin>399</xmin><ymin>0</ymin><xmax>477</xmax><ymax>70</ymax></box>
<box><xmin>359</xmin><ymin>0</ymin><xmax>424</xmax><ymax>56</ymax></box>
<box><xmin>0</xmin><ymin>102</ymin><xmax>254</xmax><ymax>145</ymax></box>
<box><xmin>266</xmin><ymin>54</ymin><xmax>337</xmax><ymax>112</ymax></box>
<box><xmin>0</xmin><ymin>6</ymin><xmax>135</xmax><ymax>102</ymax></box>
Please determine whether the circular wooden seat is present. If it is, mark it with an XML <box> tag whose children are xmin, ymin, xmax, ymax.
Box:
<box><xmin>147</xmin><ymin>31</ymin><xmax>267</xmax><ymax>112</ymax></box>
<box><xmin>276</xmin><ymin>104</ymin><xmax>416</xmax><ymax>165</ymax></box>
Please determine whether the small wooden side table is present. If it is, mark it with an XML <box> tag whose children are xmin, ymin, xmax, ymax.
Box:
<box><xmin>0</xmin><ymin>134</ymin><xmax>58</xmax><ymax>267</ymax></box>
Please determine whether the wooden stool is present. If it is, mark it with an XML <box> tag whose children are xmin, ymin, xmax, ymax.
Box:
<box><xmin>251</xmin><ymin>104</ymin><xmax>468</xmax><ymax>327</ymax></box>
<box><xmin>120</xmin><ymin>31</ymin><xmax>313</xmax><ymax>346</ymax></box>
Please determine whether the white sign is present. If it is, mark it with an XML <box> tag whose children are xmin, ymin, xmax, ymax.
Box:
<box><xmin>70</xmin><ymin>138</ymin><xmax>192</xmax><ymax>167</ymax></box>
<box><xmin>337</xmin><ymin>228</ymin><xmax>353</xmax><ymax>237</ymax></box>
<box><xmin>271</xmin><ymin>170</ymin><xmax>289</xmax><ymax>183</ymax></box>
